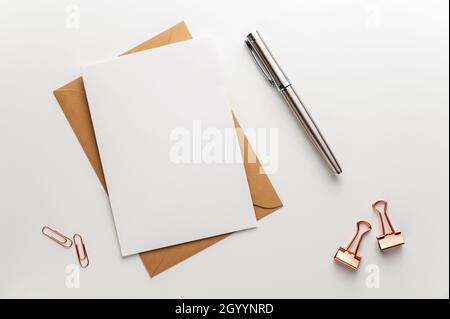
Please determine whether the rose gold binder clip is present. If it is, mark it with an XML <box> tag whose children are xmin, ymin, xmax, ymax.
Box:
<box><xmin>372</xmin><ymin>200</ymin><xmax>404</xmax><ymax>251</ymax></box>
<box><xmin>73</xmin><ymin>234</ymin><xmax>90</xmax><ymax>269</ymax></box>
<box><xmin>334</xmin><ymin>220</ymin><xmax>372</xmax><ymax>271</ymax></box>
<box><xmin>42</xmin><ymin>226</ymin><xmax>73</xmax><ymax>248</ymax></box>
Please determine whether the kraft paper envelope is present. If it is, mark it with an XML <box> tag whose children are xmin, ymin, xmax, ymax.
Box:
<box><xmin>53</xmin><ymin>21</ymin><xmax>283</xmax><ymax>276</ymax></box>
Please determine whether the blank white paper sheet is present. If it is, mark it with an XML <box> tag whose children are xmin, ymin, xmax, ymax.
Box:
<box><xmin>82</xmin><ymin>38</ymin><xmax>256</xmax><ymax>256</ymax></box>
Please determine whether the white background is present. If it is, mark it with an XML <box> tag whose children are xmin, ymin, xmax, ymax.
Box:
<box><xmin>0</xmin><ymin>0</ymin><xmax>448</xmax><ymax>298</ymax></box>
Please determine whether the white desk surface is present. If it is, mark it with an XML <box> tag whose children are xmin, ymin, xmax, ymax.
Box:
<box><xmin>0</xmin><ymin>0</ymin><xmax>448</xmax><ymax>298</ymax></box>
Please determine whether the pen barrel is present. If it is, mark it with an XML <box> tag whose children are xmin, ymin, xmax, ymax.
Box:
<box><xmin>281</xmin><ymin>86</ymin><xmax>342</xmax><ymax>175</ymax></box>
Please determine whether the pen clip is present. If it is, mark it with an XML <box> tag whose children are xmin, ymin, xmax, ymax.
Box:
<box><xmin>245</xmin><ymin>40</ymin><xmax>274</xmax><ymax>86</ymax></box>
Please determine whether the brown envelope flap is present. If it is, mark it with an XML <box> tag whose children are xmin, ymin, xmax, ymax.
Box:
<box><xmin>53</xmin><ymin>78</ymin><xmax>108</xmax><ymax>190</ymax></box>
<box><xmin>142</xmin><ymin>206</ymin><xmax>282</xmax><ymax>276</ymax></box>
<box><xmin>141</xmin><ymin>234</ymin><xmax>229</xmax><ymax>276</ymax></box>
<box><xmin>122</xmin><ymin>21</ymin><xmax>192</xmax><ymax>55</ymax></box>
<box><xmin>233</xmin><ymin>113</ymin><xmax>282</xmax><ymax>210</ymax></box>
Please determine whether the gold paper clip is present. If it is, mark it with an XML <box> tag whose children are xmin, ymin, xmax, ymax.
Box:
<box><xmin>73</xmin><ymin>234</ymin><xmax>90</xmax><ymax>269</ymax></box>
<box><xmin>372</xmin><ymin>200</ymin><xmax>404</xmax><ymax>251</ymax></box>
<box><xmin>334</xmin><ymin>220</ymin><xmax>372</xmax><ymax>271</ymax></box>
<box><xmin>42</xmin><ymin>226</ymin><xmax>73</xmax><ymax>248</ymax></box>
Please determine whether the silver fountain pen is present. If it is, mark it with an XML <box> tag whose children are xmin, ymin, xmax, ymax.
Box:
<box><xmin>246</xmin><ymin>31</ymin><xmax>342</xmax><ymax>175</ymax></box>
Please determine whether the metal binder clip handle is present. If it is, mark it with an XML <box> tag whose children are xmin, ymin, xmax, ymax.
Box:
<box><xmin>372</xmin><ymin>200</ymin><xmax>405</xmax><ymax>251</ymax></box>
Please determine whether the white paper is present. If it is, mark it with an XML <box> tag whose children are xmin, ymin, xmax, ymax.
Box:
<box><xmin>82</xmin><ymin>38</ymin><xmax>257</xmax><ymax>256</ymax></box>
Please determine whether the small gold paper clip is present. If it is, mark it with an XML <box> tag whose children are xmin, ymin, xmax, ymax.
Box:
<box><xmin>42</xmin><ymin>226</ymin><xmax>73</xmax><ymax>248</ymax></box>
<box><xmin>372</xmin><ymin>200</ymin><xmax>404</xmax><ymax>251</ymax></box>
<box><xmin>73</xmin><ymin>234</ymin><xmax>90</xmax><ymax>269</ymax></box>
<box><xmin>334</xmin><ymin>220</ymin><xmax>372</xmax><ymax>271</ymax></box>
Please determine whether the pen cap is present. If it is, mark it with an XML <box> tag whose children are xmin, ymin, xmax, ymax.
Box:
<box><xmin>245</xmin><ymin>31</ymin><xmax>290</xmax><ymax>90</ymax></box>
